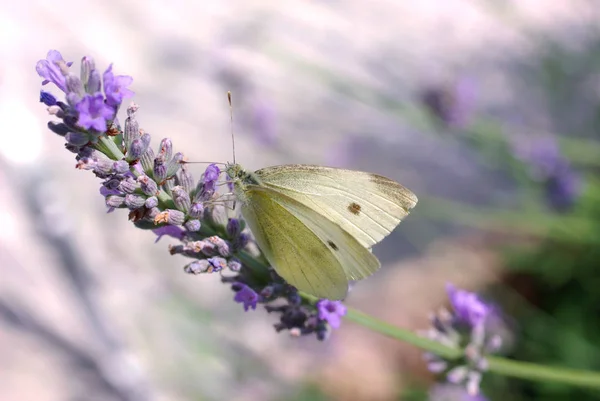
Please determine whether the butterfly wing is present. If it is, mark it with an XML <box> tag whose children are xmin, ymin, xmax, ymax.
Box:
<box><xmin>255</xmin><ymin>165</ymin><xmax>418</xmax><ymax>248</ymax></box>
<box><xmin>241</xmin><ymin>185</ymin><xmax>380</xmax><ymax>300</ymax></box>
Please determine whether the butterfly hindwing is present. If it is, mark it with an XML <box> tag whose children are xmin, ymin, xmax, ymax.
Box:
<box><xmin>242</xmin><ymin>185</ymin><xmax>380</xmax><ymax>300</ymax></box>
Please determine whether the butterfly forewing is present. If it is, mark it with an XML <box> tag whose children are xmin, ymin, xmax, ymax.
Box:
<box><xmin>255</xmin><ymin>165</ymin><xmax>418</xmax><ymax>248</ymax></box>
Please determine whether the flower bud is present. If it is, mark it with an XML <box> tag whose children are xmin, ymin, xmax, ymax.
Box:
<box><xmin>138</xmin><ymin>174</ymin><xmax>158</xmax><ymax>196</ymax></box>
<box><xmin>171</xmin><ymin>185</ymin><xmax>191</xmax><ymax>213</ymax></box>
<box><xmin>124</xmin><ymin>194</ymin><xmax>146</xmax><ymax>209</ymax></box>
<box><xmin>184</xmin><ymin>219</ymin><xmax>201</xmax><ymax>232</ymax></box>
<box><xmin>145</xmin><ymin>196</ymin><xmax>158</xmax><ymax>208</ymax></box>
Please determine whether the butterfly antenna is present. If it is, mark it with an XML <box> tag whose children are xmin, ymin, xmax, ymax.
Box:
<box><xmin>228</xmin><ymin>91</ymin><xmax>236</xmax><ymax>165</ymax></box>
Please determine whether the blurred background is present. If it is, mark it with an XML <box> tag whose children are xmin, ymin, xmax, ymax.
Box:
<box><xmin>2</xmin><ymin>0</ymin><xmax>600</xmax><ymax>400</ymax></box>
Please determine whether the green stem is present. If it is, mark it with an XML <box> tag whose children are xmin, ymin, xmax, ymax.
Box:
<box><xmin>344</xmin><ymin>307</ymin><xmax>462</xmax><ymax>359</ymax></box>
<box><xmin>301</xmin><ymin>292</ymin><xmax>459</xmax><ymax>359</ymax></box>
<box><xmin>97</xmin><ymin>136</ymin><xmax>125</xmax><ymax>160</ymax></box>
<box><xmin>333</xmin><ymin>303</ymin><xmax>600</xmax><ymax>390</ymax></box>
<box><xmin>418</xmin><ymin>196</ymin><xmax>599</xmax><ymax>244</ymax></box>
<box><xmin>487</xmin><ymin>356</ymin><xmax>600</xmax><ymax>389</ymax></box>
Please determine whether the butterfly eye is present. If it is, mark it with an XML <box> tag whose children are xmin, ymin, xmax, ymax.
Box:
<box><xmin>347</xmin><ymin>202</ymin><xmax>362</xmax><ymax>215</ymax></box>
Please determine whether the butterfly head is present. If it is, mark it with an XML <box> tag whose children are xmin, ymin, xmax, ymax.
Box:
<box><xmin>225</xmin><ymin>162</ymin><xmax>245</xmax><ymax>182</ymax></box>
<box><xmin>225</xmin><ymin>163</ymin><xmax>261</xmax><ymax>190</ymax></box>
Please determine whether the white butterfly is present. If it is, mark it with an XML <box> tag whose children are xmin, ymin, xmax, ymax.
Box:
<box><xmin>226</xmin><ymin>163</ymin><xmax>418</xmax><ymax>300</ymax></box>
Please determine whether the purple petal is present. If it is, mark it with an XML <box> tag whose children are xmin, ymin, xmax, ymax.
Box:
<box><xmin>36</xmin><ymin>50</ymin><xmax>70</xmax><ymax>92</ymax></box>
<box><xmin>233</xmin><ymin>284</ymin><xmax>258</xmax><ymax>311</ymax></box>
<box><xmin>75</xmin><ymin>93</ymin><xmax>115</xmax><ymax>131</ymax></box>
<box><xmin>317</xmin><ymin>299</ymin><xmax>347</xmax><ymax>329</ymax></box>
<box><xmin>103</xmin><ymin>64</ymin><xmax>134</xmax><ymax>107</ymax></box>
<box><xmin>446</xmin><ymin>283</ymin><xmax>490</xmax><ymax>327</ymax></box>
<box><xmin>153</xmin><ymin>225</ymin><xmax>186</xmax><ymax>243</ymax></box>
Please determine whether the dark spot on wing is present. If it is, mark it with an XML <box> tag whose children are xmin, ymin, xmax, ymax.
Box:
<box><xmin>348</xmin><ymin>202</ymin><xmax>362</xmax><ymax>215</ymax></box>
<box><xmin>327</xmin><ymin>240</ymin><xmax>339</xmax><ymax>250</ymax></box>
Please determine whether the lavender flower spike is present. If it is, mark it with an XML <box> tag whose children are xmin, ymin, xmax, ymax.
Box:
<box><xmin>422</xmin><ymin>284</ymin><xmax>510</xmax><ymax>396</ymax></box>
<box><xmin>512</xmin><ymin>136</ymin><xmax>582</xmax><ymax>212</ymax></box>
<box><xmin>36</xmin><ymin>49</ymin><xmax>348</xmax><ymax>342</ymax></box>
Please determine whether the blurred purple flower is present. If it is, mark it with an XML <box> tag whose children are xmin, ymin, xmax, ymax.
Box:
<box><xmin>233</xmin><ymin>283</ymin><xmax>258</xmax><ymax>311</ymax></box>
<box><xmin>36</xmin><ymin>50</ymin><xmax>73</xmax><ymax>92</ymax></box>
<box><xmin>446</xmin><ymin>283</ymin><xmax>490</xmax><ymax>327</ymax></box>
<box><xmin>546</xmin><ymin>165</ymin><xmax>581</xmax><ymax>211</ymax></box>
<box><xmin>317</xmin><ymin>299</ymin><xmax>347</xmax><ymax>329</ymax></box>
<box><xmin>75</xmin><ymin>93</ymin><xmax>115</xmax><ymax>131</ymax></box>
<box><xmin>513</xmin><ymin>136</ymin><xmax>561</xmax><ymax>179</ymax></box>
<box><xmin>103</xmin><ymin>64</ymin><xmax>134</xmax><ymax>107</ymax></box>
<box><xmin>422</xmin><ymin>285</ymin><xmax>509</xmax><ymax>396</ymax></box>
<box><xmin>153</xmin><ymin>225</ymin><xmax>186</xmax><ymax>243</ymax></box>
<box><xmin>422</xmin><ymin>77</ymin><xmax>478</xmax><ymax>129</ymax></box>
<box><xmin>513</xmin><ymin>136</ymin><xmax>582</xmax><ymax>211</ymax></box>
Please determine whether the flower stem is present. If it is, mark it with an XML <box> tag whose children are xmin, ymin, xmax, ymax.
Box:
<box><xmin>97</xmin><ymin>136</ymin><xmax>125</xmax><ymax>160</ymax></box>
<box><xmin>300</xmin><ymin>292</ymin><xmax>461</xmax><ymax>359</ymax></box>
<box><xmin>344</xmin><ymin>307</ymin><xmax>462</xmax><ymax>359</ymax></box>
<box><xmin>335</xmin><ymin>303</ymin><xmax>600</xmax><ymax>390</ymax></box>
<box><xmin>487</xmin><ymin>356</ymin><xmax>600</xmax><ymax>389</ymax></box>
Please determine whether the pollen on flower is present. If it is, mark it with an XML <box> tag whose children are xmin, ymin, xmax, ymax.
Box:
<box><xmin>154</xmin><ymin>211</ymin><xmax>170</xmax><ymax>225</ymax></box>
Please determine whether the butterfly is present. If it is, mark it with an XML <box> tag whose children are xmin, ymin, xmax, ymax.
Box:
<box><xmin>225</xmin><ymin>162</ymin><xmax>417</xmax><ymax>300</ymax></box>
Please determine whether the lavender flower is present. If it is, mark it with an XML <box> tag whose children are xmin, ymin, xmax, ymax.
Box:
<box><xmin>421</xmin><ymin>77</ymin><xmax>478</xmax><ymax>129</ymax></box>
<box><xmin>546</xmin><ymin>167</ymin><xmax>580</xmax><ymax>211</ymax></box>
<box><xmin>513</xmin><ymin>136</ymin><xmax>581</xmax><ymax>212</ymax></box>
<box><xmin>153</xmin><ymin>225</ymin><xmax>186</xmax><ymax>243</ymax></box>
<box><xmin>40</xmin><ymin>90</ymin><xmax>58</xmax><ymax>106</ymax></box>
<box><xmin>36</xmin><ymin>49</ymin><xmax>347</xmax><ymax>342</ymax></box>
<box><xmin>233</xmin><ymin>283</ymin><xmax>259</xmax><ymax>311</ymax></box>
<box><xmin>75</xmin><ymin>93</ymin><xmax>115</xmax><ymax>131</ymax></box>
<box><xmin>316</xmin><ymin>299</ymin><xmax>347</xmax><ymax>329</ymax></box>
<box><xmin>36</xmin><ymin>50</ymin><xmax>73</xmax><ymax>92</ymax></box>
<box><xmin>103</xmin><ymin>64</ymin><xmax>135</xmax><ymax>107</ymax></box>
<box><xmin>421</xmin><ymin>284</ymin><xmax>509</xmax><ymax>396</ymax></box>
<box><xmin>446</xmin><ymin>284</ymin><xmax>489</xmax><ymax>327</ymax></box>
<box><xmin>203</xmin><ymin>163</ymin><xmax>220</xmax><ymax>192</ymax></box>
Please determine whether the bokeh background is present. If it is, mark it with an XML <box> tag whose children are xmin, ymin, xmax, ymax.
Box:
<box><xmin>2</xmin><ymin>0</ymin><xmax>600</xmax><ymax>400</ymax></box>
